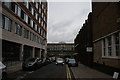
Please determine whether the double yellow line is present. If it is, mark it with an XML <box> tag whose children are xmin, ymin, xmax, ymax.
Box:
<box><xmin>66</xmin><ymin>65</ymin><xmax>72</xmax><ymax>80</ymax></box>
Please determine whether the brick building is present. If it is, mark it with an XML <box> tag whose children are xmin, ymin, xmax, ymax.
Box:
<box><xmin>0</xmin><ymin>1</ymin><xmax>47</xmax><ymax>72</ymax></box>
<box><xmin>74</xmin><ymin>12</ymin><xmax>93</xmax><ymax>66</ymax></box>
<box><xmin>92</xmin><ymin>2</ymin><xmax>120</xmax><ymax>74</ymax></box>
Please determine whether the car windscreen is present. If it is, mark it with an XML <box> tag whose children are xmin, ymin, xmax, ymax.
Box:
<box><xmin>69</xmin><ymin>59</ymin><xmax>75</xmax><ymax>63</ymax></box>
<box><xmin>57</xmin><ymin>58</ymin><xmax>63</xmax><ymax>61</ymax></box>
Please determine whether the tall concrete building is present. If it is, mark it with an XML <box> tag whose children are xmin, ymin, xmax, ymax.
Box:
<box><xmin>92</xmin><ymin>2</ymin><xmax>120</xmax><ymax>74</ymax></box>
<box><xmin>0</xmin><ymin>1</ymin><xmax>47</xmax><ymax>72</ymax></box>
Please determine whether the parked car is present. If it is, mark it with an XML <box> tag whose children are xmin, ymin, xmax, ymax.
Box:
<box><xmin>65</xmin><ymin>58</ymin><xmax>70</xmax><ymax>64</ymax></box>
<box><xmin>46</xmin><ymin>58</ymin><xmax>51</xmax><ymax>63</ymax></box>
<box><xmin>22</xmin><ymin>58</ymin><xmax>38</xmax><ymax>71</ymax></box>
<box><xmin>0</xmin><ymin>61</ymin><xmax>7</xmax><ymax>79</ymax></box>
<box><xmin>36</xmin><ymin>58</ymin><xmax>43</xmax><ymax>68</ymax></box>
<box><xmin>52</xmin><ymin>57</ymin><xmax>56</xmax><ymax>62</ymax></box>
<box><xmin>68</xmin><ymin>59</ymin><xmax>78</xmax><ymax>67</ymax></box>
<box><xmin>55</xmin><ymin>58</ymin><xmax>64</xmax><ymax>65</ymax></box>
<box><xmin>40</xmin><ymin>58</ymin><xmax>48</xmax><ymax>66</ymax></box>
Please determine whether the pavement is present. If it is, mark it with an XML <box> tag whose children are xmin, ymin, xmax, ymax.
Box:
<box><xmin>7</xmin><ymin>63</ymin><xmax>22</xmax><ymax>74</ymax></box>
<box><xmin>70</xmin><ymin>63</ymin><xmax>113</xmax><ymax>79</ymax></box>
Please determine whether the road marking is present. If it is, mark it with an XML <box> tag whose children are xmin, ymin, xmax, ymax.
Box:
<box><xmin>66</xmin><ymin>65</ymin><xmax>72</xmax><ymax>80</ymax></box>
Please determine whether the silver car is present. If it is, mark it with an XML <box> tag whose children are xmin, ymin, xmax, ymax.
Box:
<box><xmin>56</xmin><ymin>58</ymin><xmax>64</xmax><ymax>65</ymax></box>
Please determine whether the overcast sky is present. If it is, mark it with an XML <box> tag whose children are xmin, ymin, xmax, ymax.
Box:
<box><xmin>47</xmin><ymin>2</ymin><xmax>92</xmax><ymax>43</ymax></box>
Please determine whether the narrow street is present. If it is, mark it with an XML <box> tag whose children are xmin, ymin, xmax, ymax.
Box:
<box><xmin>1</xmin><ymin>1</ymin><xmax>120</xmax><ymax>80</ymax></box>
<box><xmin>7</xmin><ymin>63</ymin><xmax>73</xmax><ymax>80</ymax></box>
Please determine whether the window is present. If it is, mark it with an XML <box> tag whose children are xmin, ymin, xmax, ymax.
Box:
<box><xmin>11</xmin><ymin>2</ymin><xmax>15</xmax><ymax>12</ymax></box>
<box><xmin>35</xmin><ymin>24</ymin><xmax>37</xmax><ymax>31</ymax></box>
<box><xmin>42</xmin><ymin>4</ymin><xmax>44</xmax><ymax>9</ymax></box>
<box><xmin>38</xmin><ymin>27</ymin><xmax>40</xmax><ymax>33</ymax></box>
<box><xmin>24</xmin><ymin>28</ymin><xmax>29</xmax><ymax>39</ymax></box>
<box><xmin>0</xmin><ymin>14</ymin><xmax>2</xmax><ymax>27</ymax></box>
<box><xmin>37</xmin><ymin>16</ymin><xmax>39</xmax><ymax>21</ymax></box>
<box><xmin>41</xmin><ymin>21</ymin><xmax>43</xmax><ymax>27</ymax></box>
<box><xmin>4</xmin><ymin>16</ymin><xmax>12</xmax><ymax>31</ymax></box>
<box><xmin>39</xmin><ymin>18</ymin><xmax>41</xmax><ymax>24</ymax></box>
<box><xmin>17</xmin><ymin>6</ymin><xmax>21</xmax><ymax>17</ymax></box>
<box><xmin>15</xmin><ymin>4</ymin><xmax>21</xmax><ymax>17</ymax></box>
<box><xmin>33</xmin><ymin>34</ymin><xmax>35</xmax><ymax>41</ymax></box>
<box><xmin>24</xmin><ymin>13</ymin><xmax>27</xmax><ymax>23</ymax></box>
<box><xmin>103</xmin><ymin>39</ymin><xmax>106</xmax><ymax>56</ymax></box>
<box><xmin>102</xmin><ymin>32</ymin><xmax>120</xmax><ymax>58</ymax></box>
<box><xmin>36</xmin><ymin>14</ymin><xmax>38</xmax><ymax>20</ymax></box>
<box><xmin>107</xmin><ymin>36</ymin><xmax>112</xmax><ymax>56</ymax></box>
<box><xmin>40</xmin><ymin>28</ymin><xmax>41</xmax><ymax>34</ymax></box>
<box><xmin>37</xmin><ymin>26</ymin><xmax>39</xmax><ymax>32</ymax></box>
<box><xmin>115</xmin><ymin>32</ymin><xmax>120</xmax><ymax>56</ymax></box>
<box><xmin>23</xmin><ymin>2</ymin><xmax>27</xmax><ymax>7</ymax></box>
<box><xmin>15</xmin><ymin>4</ymin><xmax>18</xmax><ymax>14</ymax></box>
<box><xmin>41</xmin><ymin>30</ymin><xmax>42</xmax><ymax>36</ymax></box>
<box><xmin>43</xmin><ymin>23</ymin><xmax>45</xmax><ymax>29</ymax></box>
<box><xmin>3</xmin><ymin>2</ymin><xmax>11</xmax><ymax>9</ymax></box>
<box><xmin>39</xmin><ymin>8</ymin><xmax>41</xmax><ymax>14</ymax></box>
<box><xmin>2</xmin><ymin>14</ymin><xmax>12</xmax><ymax>31</ymax></box>
<box><xmin>29</xmin><ymin>3</ymin><xmax>31</xmax><ymax>11</ymax></box>
<box><xmin>39</xmin><ymin>37</ymin><xmax>41</xmax><ymax>43</ymax></box>
<box><xmin>32</xmin><ymin>8</ymin><xmax>34</xmax><ymax>15</ymax></box>
<box><xmin>44</xmin><ymin>9</ymin><xmax>46</xmax><ymax>14</ymax></box>
<box><xmin>37</xmin><ymin>36</ymin><xmax>39</xmax><ymax>43</ymax></box>
<box><xmin>21</xmin><ymin>9</ymin><xmax>24</xmax><ymax>19</ymax></box>
<box><xmin>26</xmin><ymin>2</ymin><xmax>29</xmax><ymax>8</ymax></box>
<box><xmin>35</xmin><ymin>35</ymin><xmax>37</xmax><ymax>42</ymax></box>
<box><xmin>30</xmin><ymin>32</ymin><xmax>33</xmax><ymax>41</ymax></box>
<box><xmin>1</xmin><ymin>14</ymin><xmax>5</xmax><ymax>28</ymax></box>
<box><xmin>31</xmin><ymin>20</ymin><xmax>33</xmax><ymax>28</ymax></box>
<box><xmin>34</xmin><ymin>10</ymin><xmax>35</xmax><ymax>16</ymax></box>
<box><xmin>42</xmin><ymin>31</ymin><xmax>44</xmax><ymax>36</ymax></box>
<box><xmin>36</xmin><ymin>3</ymin><xmax>38</xmax><ymax>9</ymax></box>
<box><xmin>44</xmin><ymin>16</ymin><xmax>46</xmax><ymax>21</ymax></box>
<box><xmin>33</xmin><ymin>22</ymin><xmax>35</xmax><ymax>29</ymax></box>
<box><xmin>15</xmin><ymin>23</ymin><xmax>22</xmax><ymax>36</ymax></box>
<box><xmin>42</xmin><ymin>13</ymin><xmax>44</xmax><ymax>18</ymax></box>
<box><xmin>28</xmin><ymin>17</ymin><xmax>30</xmax><ymax>25</ymax></box>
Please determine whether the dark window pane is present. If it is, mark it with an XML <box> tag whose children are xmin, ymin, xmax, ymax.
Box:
<box><xmin>11</xmin><ymin>2</ymin><xmax>15</xmax><ymax>12</ymax></box>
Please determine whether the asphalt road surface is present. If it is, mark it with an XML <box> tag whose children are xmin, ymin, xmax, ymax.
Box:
<box><xmin>22</xmin><ymin>63</ymin><xmax>67</xmax><ymax>80</ymax></box>
<box><xmin>6</xmin><ymin>62</ymin><xmax>72</xmax><ymax>80</ymax></box>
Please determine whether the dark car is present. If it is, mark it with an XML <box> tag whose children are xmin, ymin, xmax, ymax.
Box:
<box><xmin>41</xmin><ymin>58</ymin><xmax>48</xmax><ymax>66</ymax></box>
<box><xmin>0</xmin><ymin>61</ymin><xmax>7</xmax><ymax>79</ymax></box>
<box><xmin>22</xmin><ymin>58</ymin><xmax>38</xmax><ymax>71</ymax></box>
<box><xmin>36</xmin><ymin>58</ymin><xmax>43</xmax><ymax>68</ymax></box>
<box><xmin>68</xmin><ymin>59</ymin><xmax>78</xmax><ymax>67</ymax></box>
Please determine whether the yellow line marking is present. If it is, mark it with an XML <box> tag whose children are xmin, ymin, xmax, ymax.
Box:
<box><xmin>66</xmin><ymin>65</ymin><xmax>72</xmax><ymax>80</ymax></box>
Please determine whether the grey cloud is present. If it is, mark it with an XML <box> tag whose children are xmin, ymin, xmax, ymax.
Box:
<box><xmin>47</xmin><ymin>2</ymin><xmax>91</xmax><ymax>43</ymax></box>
